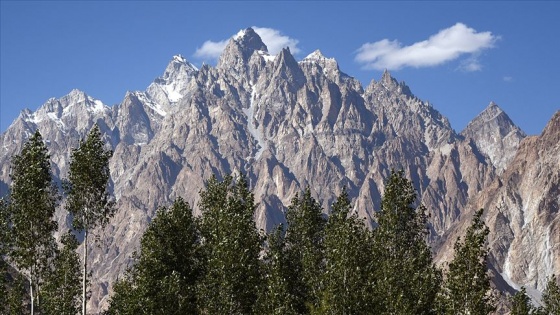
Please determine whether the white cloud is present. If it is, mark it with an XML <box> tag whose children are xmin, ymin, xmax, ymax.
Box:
<box><xmin>252</xmin><ymin>27</ymin><xmax>300</xmax><ymax>55</ymax></box>
<box><xmin>355</xmin><ymin>23</ymin><xmax>498</xmax><ymax>71</ymax></box>
<box><xmin>458</xmin><ymin>55</ymin><xmax>483</xmax><ymax>72</ymax></box>
<box><xmin>194</xmin><ymin>39</ymin><xmax>229</xmax><ymax>60</ymax></box>
<box><xmin>193</xmin><ymin>27</ymin><xmax>300</xmax><ymax>60</ymax></box>
<box><xmin>503</xmin><ymin>76</ymin><xmax>513</xmax><ymax>82</ymax></box>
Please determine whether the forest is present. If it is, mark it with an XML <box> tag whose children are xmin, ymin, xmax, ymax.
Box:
<box><xmin>1</xmin><ymin>126</ymin><xmax>559</xmax><ymax>315</ymax></box>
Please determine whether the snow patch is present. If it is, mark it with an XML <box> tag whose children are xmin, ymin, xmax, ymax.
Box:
<box><xmin>257</xmin><ymin>50</ymin><xmax>276</xmax><ymax>63</ymax></box>
<box><xmin>47</xmin><ymin>112</ymin><xmax>66</xmax><ymax>129</ymax></box>
<box><xmin>300</xmin><ymin>49</ymin><xmax>335</xmax><ymax>63</ymax></box>
<box><xmin>173</xmin><ymin>54</ymin><xmax>187</xmax><ymax>63</ymax></box>
<box><xmin>136</xmin><ymin>92</ymin><xmax>167</xmax><ymax>117</ymax></box>
<box><xmin>163</xmin><ymin>85</ymin><xmax>183</xmax><ymax>102</ymax></box>
<box><xmin>92</xmin><ymin>99</ymin><xmax>106</xmax><ymax>113</ymax></box>
<box><xmin>242</xmin><ymin>84</ymin><xmax>267</xmax><ymax>160</ymax></box>
<box><xmin>234</xmin><ymin>29</ymin><xmax>247</xmax><ymax>40</ymax></box>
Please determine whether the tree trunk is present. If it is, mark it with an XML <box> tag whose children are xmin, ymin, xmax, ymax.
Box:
<box><xmin>82</xmin><ymin>229</ymin><xmax>88</xmax><ymax>315</ymax></box>
<box><xmin>29</xmin><ymin>277</ymin><xmax>34</xmax><ymax>315</ymax></box>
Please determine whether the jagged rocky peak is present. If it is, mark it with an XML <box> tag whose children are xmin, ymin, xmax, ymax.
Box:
<box><xmin>365</xmin><ymin>70</ymin><xmax>413</xmax><ymax>97</ymax></box>
<box><xmin>218</xmin><ymin>27</ymin><xmax>268</xmax><ymax>71</ymax></box>
<box><xmin>300</xmin><ymin>50</ymin><xmax>340</xmax><ymax>73</ymax></box>
<box><xmin>302</xmin><ymin>49</ymin><xmax>335</xmax><ymax>64</ymax></box>
<box><xmin>22</xmin><ymin>89</ymin><xmax>108</xmax><ymax>125</ymax></box>
<box><xmin>540</xmin><ymin>110</ymin><xmax>560</xmax><ymax>142</ymax></box>
<box><xmin>161</xmin><ymin>54</ymin><xmax>198</xmax><ymax>81</ymax></box>
<box><xmin>270</xmin><ymin>47</ymin><xmax>306</xmax><ymax>88</ymax></box>
<box><xmin>146</xmin><ymin>54</ymin><xmax>198</xmax><ymax>105</ymax></box>
<box><xmin>233</xmin><ymin>27</ymin><xmax>268</xmax><ymax>52</ymax></box>
<box><xmin>461</xmin><ymin>101</ymin><xmax>526</xmax><ymax>173</ymax></box>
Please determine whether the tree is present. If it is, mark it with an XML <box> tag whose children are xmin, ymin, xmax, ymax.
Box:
<box><xmin>107</xmin><ymin>197</ymin><xmax>203</xmax><ymax>314</ymax></box>
<box><xmin>285</xmin><ymin>187</ymin><xmax>326</xmax><ymax>312</ymax></box>
<box><xmin>41</xmin><ymin>232</ymin><xmax>81</xmax><ymax>315</ymax></box>
<box><xmin>256</xmin><ymin>224</ymin><xmax>300</xmax><ymax>315</ymax></box>
<box><xmin>442</xmin><ymin>208</ymin><xmax>496</xmax><ymax>315</ymax></box>
<box><xmin>315</xmin><ymin>187</ymin><xmax>374</xmax><ymax>314</ymax></box>
<box><xmin>510</xmin><ymin>287</ymin><xmax>536</xmax><ymax>315</ymax></box>
<box><xmin>65</xmin><ymin>124</ymin><xmax>115</xmax><ymax>315</ymax></box>
<box><xmin>539</xmin><ymin>275</ymin><xmax>560</xmax><ymax>315</ymax></box>
<box><xmin>6</xmin><ymin>273</ymin><xmax>28</xmax><ymax>314</ymax></box>
<box><xmin>1</xmin><ymin>198</ymin><xmax>10</xmax><ymax>313</ymax></box>
<box><xmin>9</xmin><ymin>130</ymin><xmax>58</xmax><ymax>315</ymax></box>
<box><xmin>197</xmin><ymin>174</ymin><xmax>263</xmax><ymax>314</ymax></box>
<box><xmin>371</xmin><ymin>169</ymin><xmax>441</xmax><ymax>315</ymax></box>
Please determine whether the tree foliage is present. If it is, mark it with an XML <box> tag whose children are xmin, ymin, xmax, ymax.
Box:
<box><xmin>65</xmin><ymin>124</ymin><xmax>114</xmax><ymax>232</ymax></box>
<box><xmin>65</xmin><ymin>124</ymin><xmax>114</xmax><ymax>315</ymax></box>
<box><xmin>510</xmin><ymin>286</ymin><xmax>536</xmax><ymax>315</ymax></box>
<box><xmin>539</xmin><ymin>274</ymin><xmax>560</xmax><ymax>315</ymax></box>
<box><xmin>285</xmin><ymin>187</ymin><xmax>326</xmax><ymax>312</ymax></box>
<box><xmin>315</xmin><ymin>187</ymin><xmax>374</xmax><ymax>314</ymax></box>
<box><xmin>41</xmin><ymin>232</ymin><xmax>81</xmax><ymax>315</ymax></box>
<box><xmin>372</xmin><ymin>170</ymin><xmax>441</xmax><ymax>315</ymax></box>
<box><xmin>256</xmin><ymin>224</ymin><xmax>300</xmax><ymax>315</ymax></box>
<box><xmin>442</xmin><ymin>208</ymin><xmax>496</xmax><ymax>315</ymax></box>
<box><xmin>197</xmin><ymin>174</ymin><xmax>263</xmax><ymax>314</ymax></box>
<box><xmin>1</xmin><ymin>198</ymin><xmax>11</xmax><ymax>313</ymax></box>
<box><xmin>9</xmin><ymin>130</ymin><xmax>58</xmax><ymax>314</ymax></box>
<box><xmin>107</xmin><ymin>197</ymin><xmax>202</xmax><ymax>314</ymax></box>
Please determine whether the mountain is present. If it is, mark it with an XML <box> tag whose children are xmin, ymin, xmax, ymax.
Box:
<box><xmin>0</xmin><ymin>28</ymin><xmax>557</xmax><ymax>312</ymax></box>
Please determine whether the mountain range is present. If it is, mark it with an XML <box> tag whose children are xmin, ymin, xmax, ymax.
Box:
<box><xmin>0</xmin><ymin>28</ymin><xmax>558</xmax><ymax>312</ymax></box>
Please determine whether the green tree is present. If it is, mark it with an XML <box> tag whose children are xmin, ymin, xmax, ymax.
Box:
<box><xmin>41</xmin><ymin>232</ymin><xmax>81</xmax><ymax>315</ymax></box>
<box><xmin>371</xmin><ymin>169</ymin><xmax>441</xmax><ymax>315</ymax></box>
<box><xmin>107</xmin><ymin>197</ymin><xmax>202</xmax><ymax>314</ymax></box>
<box><xmin>198</xmin><ymin>174</ymin><xmax>262</xmax><ymax>314</ymax></box>
<box><xmin>256</xmin><ymin>224</ymin><xmax>300</xmax><ymax>315</ymax></box>
<box><xmin>510</xmin><ymin>287</ymin><xmax>536</xmax><ymax>315</ymax></box>
<box><xmin>105</xmin><ymin>277</ymin><xmax>140</xmax><ymax>315</ymax></box>
<box><xmin>1</xmin><ymin>198</ymin><xmax>10</xmax><ymax>313</ymax></box>
<box><xmin>285</xmin><ymin>187</ymin><xmax>326</xmax><ymax>312</ymax></box>
<box><xmin>6</xmin><ymin>273</ymin><xmax>29</xmax><ymax>314</ymax></box>
<box><xmin>9</xmin><ymin>130</ymin><xmax>58</xmax><ymax>315</ymax></box>
<box><xmin>539</xmin><ymin>275</ymin><xmax>560</xmax><ymax>315</ymax></box>
<box><xmin>64</xmin><ymin>124</ymin><xmax>115</xmax><ymax>315</ymax></box>
<box><xmin>315</xmin><ymin>187</ymin><xmax>374</xmax><ymax>315</ymax></box>
<box><xmin>442</xmin><ymin>208</ymin><xmax>496</xmax><ymax>315</ymax></box>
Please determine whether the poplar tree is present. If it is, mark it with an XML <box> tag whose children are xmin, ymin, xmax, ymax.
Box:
<box><xmin>9</xmin><ymin>130</ymin><xmax>58</xmax><ymax>315</ymax></box>
<box><xmin>41</xmin><ymin>232</ymin><xmax>81</xmax><ymax>315</ymax></box>
<box><xmin>316</xmin><ymin>187</ymin><xmax>374</xmax><ymax>314</ymax></box>
<box><xmin>107</xmin><ymin>197</ymin><xmax>202</xmax><ymax>314</ymax></box>
<box><xmin>198</xmin><ymin>174</ymin><xmax>262</xmax><ymax>314</ymax></box>
<box><xmin>539</xmin><ymin>274</ymin><xmax>560</xmax><ymax>315</ymax></box>
<box><xmin>256</xmin><ymin>224</ymin><xmax>300</xmax><ymax>315</ymax></box>
<box><xmin>65</xmin><ymin>124</ymin><xmax>115</xmax><ymax>315</ymax></box>
<box><xmin>442</xmin><ymin>208</ymin><xmax>496</xmax><ymax>315</ymax></box>
<box><xmin>371</xmin><ymin>169</ymin><xmax>441</xmax><ymax>315</ymax></box>
<box><xmin>285</xmin><ymin>187</ymin><xmax>326</xmax><ymax>312</ymax></box>
<box><xmin>0</xmin><ymin>198</ymin><xmax>9</xmax><ymax>312</ymax></box>
<box><xmin>510</xmin><ymin>287</ymin><xmax>536</xmax><ymax>315</ymax></box>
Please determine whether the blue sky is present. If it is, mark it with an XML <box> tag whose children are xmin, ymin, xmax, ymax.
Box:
<box><xmin>1</xmin><ymin>1</ymin><xmax>558</xmax><ymax>135</ymax></box>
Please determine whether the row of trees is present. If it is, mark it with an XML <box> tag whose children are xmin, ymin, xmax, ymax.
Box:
<box><xmin>0</xmin><ymin>125</ymin><xmax>114</xmax><ymax>315</ymax></box>
<box><xmin>105</xmin><ymin>171</ymin><xmax>560</xmax><ymax>314</ymax></box>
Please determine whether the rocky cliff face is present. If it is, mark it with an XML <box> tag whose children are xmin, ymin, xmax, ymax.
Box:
<box><xmin>0</xmin><ymin>28</ymin><xmax>556</xmax><ymax>312</ymax></box>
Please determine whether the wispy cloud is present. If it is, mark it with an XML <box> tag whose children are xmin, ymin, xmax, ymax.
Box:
<box><xmin>194</xmin><ymin>27</ymin><xmax>300</xmax><ymax>60</ymax></box>
<box><xmin>355</xmin><ymin>23</ymin><xmax>499</xmax><ymax>71</ymax></box>
<box><xmin>194</xmin><ymin>39</ymin><xmax>229</xmax><ymax>60</ymax></box>
<box><xmin>503</xmin><ymin>76</ymin><xmax>513</xmax><ymax>82</ymax></box>
<box><xmin>252</xmin><ymin>27</ymin><xmax>300</xmax><ymax>55</ymax></box>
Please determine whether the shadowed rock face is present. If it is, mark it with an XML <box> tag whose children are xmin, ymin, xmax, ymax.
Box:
<box><xmin>1</xmin><ymin>28</ymin><xmax>556</xmax><ymax>312</ymax></box>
